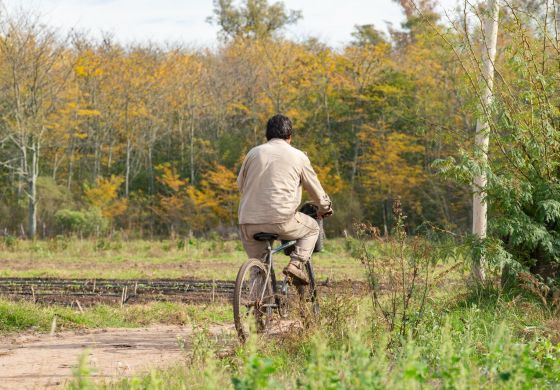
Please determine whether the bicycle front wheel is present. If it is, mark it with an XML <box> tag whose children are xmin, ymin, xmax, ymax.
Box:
<box><xmin>280</xmin><ymin>260</ymin><xmax>320</xmax><ymax>328</ymax></box>
<box><xmin>233</xmin><ymin>258</ymin><xmax>273</xmax><ymax>342</ymax></box>
<box><xmin>298</xmin><ymin>260</ymin><xmax>320</xmax><ymax>324</ymax></box>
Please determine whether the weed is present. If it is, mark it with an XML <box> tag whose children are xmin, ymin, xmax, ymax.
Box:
<box><xmin>68</xmin><ymin>352</ymin><xmax>96</xmax><ymax>390</ymax></box>
<box><xmin>95</xmin><ymin>238</ymin><xmax>111</xmax><ymax>251</ymax></box>
<box><xmin>355</xmin><ymin>199</ymin><xmax>434</xmax><ymax>341</ymax></box>
<box><xmin>319</xmin><ymin>294</ymin><xmax>358</xmax><ymax>345</ymax></box>
<box><xmin>232</xmin><ymin>334</ymin><xmax>278</xmax><ymax>390</ymax></box>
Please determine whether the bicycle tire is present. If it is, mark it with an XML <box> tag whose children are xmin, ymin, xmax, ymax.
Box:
<box><xmin>280</xmin><ymin>260</ymin><xmax>320</xmax><ymax>328</ymax></box>
<box><xmin>301</xmin><ymin>260</ymin><xmax>320</xmax><ymax>322</ymax></box>
<box><xmin>314</xmin><ymin>219</ymin><xmax>325</xmax><ymax>252</ymax></box>
<box><xmin>233</xmin><ymin>258</ymin><xmax>273</xmax><ymax>342</ymax></box>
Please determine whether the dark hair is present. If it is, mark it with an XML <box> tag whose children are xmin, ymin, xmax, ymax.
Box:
<box><xmin>266</xmin><ymin>114</ymin><xmax>292</xmax><ymax>141</ymax></box>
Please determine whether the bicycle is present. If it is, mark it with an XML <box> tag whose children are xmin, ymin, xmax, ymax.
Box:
<box><xmin>233</xmin><ymin>233</ymin><xmax>319</xmax><ymax>342</ymax></box>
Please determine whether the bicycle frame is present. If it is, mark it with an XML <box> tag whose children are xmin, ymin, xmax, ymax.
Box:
<box><xmin>259</xmin><ymin>239</ymin><xmax>296</xmax><ymax>305</ymax></box>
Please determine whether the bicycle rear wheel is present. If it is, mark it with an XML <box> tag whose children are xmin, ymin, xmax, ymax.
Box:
<box><xmin>233</xmin><ymin>258</ymin><xmax>273</xmax><ymax>342</ymax></box>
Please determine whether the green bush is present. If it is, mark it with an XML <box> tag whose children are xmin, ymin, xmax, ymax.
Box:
<box><xmin>1</xmin><ymin>235</ymin><xmax>18</xmax><ymax>251</ymax></box>
<box><xmin>37</xmin><ymin>177</ymin><xmax>75</xmax><ymax>236</ymax></box>
<box><xmin>54</xmin><ymin>208</ymin><xmax>108</xmax><ymax>236</ymax></box>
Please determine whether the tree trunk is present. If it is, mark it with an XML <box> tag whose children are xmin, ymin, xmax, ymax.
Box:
<box><xmin>18</xmin><ymin>141</ymin><xmax>27</xmax><ymax>199</ymax></box>
<box><xmin>67</xmin><ymin>137</ymin><xmax>74</xmax><ymax>191</ymax></box>
<box><xmin>108</xmin><ymin>139</ymin><xmax>113</xmax><ymax>173</ymax></box>
<box><xmin>28</xmin><ymin>138</ymin><xmax>39</xmax><ymax>239</ymax></box>
<box><xmin>472</xmin><ymin>0</ymin><xmax>500</xmax><ymax>282</ymax></box>
<box><xmin>382</xmin><ymin>199</ymin><xmax>389</xmax><ymax>237</ymax></box>
<box><xmin>125</xmin><ymin>137</ymin><xmax>131</xmax><ymax>197</ymax></box>
<box><xmin>178</xmin><ymin>116</ymin><xmax>185</xmax><ymax>174</ymax></box>
<box><xmin>190</xmin><ymin>113</ymin><xmax>195</xmax><ymax>185</ymax></box>
<box><xmin>93</xmin><ymin>137</ymin><xmax>100</xmax><ymax>181</ymax></box>
<box><xmin>148</xmin><ymin>144</ymin><xmax>154</xmax><ymax>194</ymax></box>
<box><xmin>52</xmin><ymin>152</ymin><xmax>59</xmax><ymax>181</ymax></box>
<box><xmin>350</xmin><ymin>127</ymin><xmax>359</xmax><ymax>192</ymax></box>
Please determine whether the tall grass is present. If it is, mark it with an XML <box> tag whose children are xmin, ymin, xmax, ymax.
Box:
<box><xmin>71</xmin><ymin>288</ymin><xmax>560</xmax><ymax>389</ymax></box>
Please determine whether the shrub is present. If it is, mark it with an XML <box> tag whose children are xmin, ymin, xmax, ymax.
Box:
<box><xmin>355</xmin><ymin>199</ymin><xmax>437</xmax><ymax>341</ymax></box>
<box><xmin>1</xmin><ymin>235</ymin><xmax>18</xmax><ymax>251</ymax></box>
<box><xmin>37</xmin><ymin>176</ymin><xmax>75</xmax><ymax>236</ymax></box>
<box><xmin>54</xmin><ymin>208</ymin><xmax>108</xmax><ymax>236</ymax></box>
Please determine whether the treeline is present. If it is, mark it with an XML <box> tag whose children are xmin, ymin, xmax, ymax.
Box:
<box><xmin>0</xmin><ymin>0</ymin><xmax>545</xmax><ymax>239</ymax></box>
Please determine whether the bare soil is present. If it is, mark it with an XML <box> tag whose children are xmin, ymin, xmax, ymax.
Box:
<box><xmin>0</xmin><ymin>324</ymin><xmax>234</xmax><ymax>389</ymax></box>
<box><xmin>0</xmin><ymin>277</ymin><xmax>369</xmax><ymax>306</ymax></box>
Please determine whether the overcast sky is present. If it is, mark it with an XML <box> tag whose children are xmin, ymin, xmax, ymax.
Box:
<box><xmin>3</xmin><ymin>0</ymin><xmax>459</xmax><ymax>47</ymax></box>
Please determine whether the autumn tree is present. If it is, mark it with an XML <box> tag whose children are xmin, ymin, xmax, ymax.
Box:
<box><xmin>209</xmin><ymin>0</ymin><xmax>301</xmax><ymax>41</ymax></box>
<box><xmin>0</xmin><ymin>14</ymin><xmax>70</xmax><ymax>238</ymax></box>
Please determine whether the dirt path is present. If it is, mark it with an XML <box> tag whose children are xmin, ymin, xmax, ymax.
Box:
<box><xmin>0</xmin><ymin>324</ymin><xmax>234</xmax><ymax>389</ymax></box>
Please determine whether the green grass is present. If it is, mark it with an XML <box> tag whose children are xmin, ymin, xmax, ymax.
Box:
<box><xmin>0</xmin><ymin>237</ymin><xmax>365</xmax><ymax>281</ymax></box>
<box><xmin>81</xmin><ymin>288</ymin><xmax>560</xmax><ymax>390</ymax></box>
<box><xmin>2</xmin><ymin>237</ymin><xmax>558</xmax><ymax>388</ymax></box>
<box><xmin>0</xmin><ymin>299</ymin><xmax>232</xmax><ymax>334</ymax></box>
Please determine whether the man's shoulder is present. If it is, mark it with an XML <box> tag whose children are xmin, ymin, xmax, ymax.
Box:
<box><xmin>289</xmin><ymin>145</ymin><xmax>309</xmax><ymax>161</ymax></box>
<box><xmin>249</xmin><ymin>140</ymin><xmax>308</xmax><ymax>161</ymax></box>
<box><xmin>246</xmin><ymin>143</ymin><xmax>268</xmax><ymax>156</ymax></box>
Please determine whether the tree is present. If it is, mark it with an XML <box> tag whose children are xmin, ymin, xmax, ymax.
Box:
<box><xmin>359</xmin><ymin>125</ymin><xmax>425</xmax><ymax>235</ymax></box>
<box><xmin>208</xmin><ymin>0</ymin><xmax>301</xmax><ymax>41</ymax></box>
<box><xmin>472</xmin><ymin>0</ymin><xmax>500</xmax><ymax>282</ymax></box>
<box><xmin>0</xmin><ymin>14</ymin><xmax>70</xmax><ymax>238</ymax></box>
<box><xmin>351</xmin><ymin>25</ymin><xmax>386</xmax><ymax>47</ymax></box>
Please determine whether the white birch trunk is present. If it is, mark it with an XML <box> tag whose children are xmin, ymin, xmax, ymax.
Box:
<box><xmin>190</xmin><ymin>111</ymin><xmax>195</xmax><ymax>185</ymax></box>
<box><xmin>472</xmin><ymin>0</ymin><xmax>500</xmax><ymax>282</ymax></box>
<box><xmin>125</xmin><ymin>137</ymin><xmax>131</xmax><ymax>197</ymax></box>
<box><xmin>28</xmin><ymin>138</ymin><xmax>39</xmax><ymax>239</ymax></box>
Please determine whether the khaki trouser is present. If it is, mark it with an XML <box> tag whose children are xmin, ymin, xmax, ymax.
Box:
<box><xmin>239</xmin><ymin>212</ymin><xmax>319</xmax><ymax>262</ymax></box>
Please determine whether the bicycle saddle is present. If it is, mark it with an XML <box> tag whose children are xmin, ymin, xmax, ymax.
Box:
<box><xmin>253</xmin><ymin>232</ymin><xmax>279</xmax><ymax>241</ymax></box>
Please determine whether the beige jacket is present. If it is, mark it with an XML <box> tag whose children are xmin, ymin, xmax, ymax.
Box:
<box><xmin>237</xmin><ymin>138</ymin><xmax>332</xmax><ymax>224</ymax></box>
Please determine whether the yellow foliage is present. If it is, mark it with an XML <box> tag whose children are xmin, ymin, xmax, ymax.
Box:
<box><xmin>186</xmin><ymin>164</ymin><xmax>239</xmax><ymax>224</ymax></box>
<box><xmin>84</xmin><ymin>175</ymin><xmax>128</xmax><ymax>219</ymax></box>
<box><xmin>74</xmin><ymin>50</ymin><xmax>104</xmax><ymax>78</ymax></box>
<box><xmin>359</xmin><ymin>125</ymin><xmax>425</xmax><ymax>203</ymax></box>
<box><xmin>315</xmin><ymin>165</ymin><xmax>345</xmax><ymax>195</ymax></box>
<box><xmin>77</xmin><ymin>109</ymin><xmax>101</xmax><ymax>117</ymax></box>
<box><xmin>156</xmin><ymin>164</ymin><xmax>187</xmax><ymax>192</ymax></box>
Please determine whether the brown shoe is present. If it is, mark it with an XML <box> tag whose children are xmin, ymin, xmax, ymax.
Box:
<box><xmin>283</xmin><ymin>260</ymin><xmax>309</xmax><ymax>285</ymax></box>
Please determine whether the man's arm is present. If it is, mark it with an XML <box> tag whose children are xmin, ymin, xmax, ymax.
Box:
<box><xmin>301</xmin><ymin>155</ymin><xmax>332</xmax><ymax>215</ymax></box>
<box><xmin>237</xmin><ymin>153</ymin><xmax>250</xmax><ymax>193</ymax></box>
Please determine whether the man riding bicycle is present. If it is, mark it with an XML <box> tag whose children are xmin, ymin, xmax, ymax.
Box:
<box><xmin>237</xmin><ymin>114</ymin><xmax>333</xmax><ymax>284</ymax></box>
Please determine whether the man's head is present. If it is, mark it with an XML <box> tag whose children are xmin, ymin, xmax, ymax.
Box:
<box><xmin>266</xmin><ymin>114</ymin><xmax>292</xmax><ymax>141</ymax></box>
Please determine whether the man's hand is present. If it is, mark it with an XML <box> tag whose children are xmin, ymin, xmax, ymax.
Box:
<box><xmin>318</xmin><ymin>209</ymin><xmax>333</xmax><ymax>219</ymax></box>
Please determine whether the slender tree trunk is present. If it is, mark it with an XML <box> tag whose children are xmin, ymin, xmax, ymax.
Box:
<box><xmin>18</xmin><ymin>142</ymin><xmax>27</xmax><ymax>198</ymax></box>
<box><xmin>67</xmin><ymin>137</ymin><xmax>74</xmax><ymax>190</ymax></box>
<box><xmin>28</xmin><ymin>138</ymin><xmax>39</xmax><ymax>239</ymax></box>
<box><xmin>350</xmin><ymin>125</ymin><xmax>359</xmax><ymax>192</ymax></box>
<box><xmin>178</xmin><ymin>116</ymin><xmax>185</xmax><ymax>174</ymax></box>
<box><xmin>93</xmin><ymin>136</ymin><xmax>100</xmax><ymax>181</ymax></box>
<box><xmin>190</xmin><ymin>111</ymin><xmax>195</xmax><ymax>185</ymax></box>
<box><xmin>108</xmin><ymin>139</ymin><xmax>113</xmax><ymax>173</ymax></box>
<box><xmin>382</xmin><ymin>199</ymin><xmax>389</xmax><ymax>237</ymax></box>
<box><xmin>125</xmin><ymin>137</ymin><xmax>131</xmax><ymax>197</ymax></box>
<box><xmin>148</xmin><ymin>144</ymin><xmax>154</xmax><ymax>194</ymax></box>
<box><xmin>52</xmin><ymin>152</ymin><xmax>58</xmax><ymax>181</ymax></box>
<box><xmin>472</xmin><ymin>0</ymin><xmax>499</xmax><ymax>282</ymax></box>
